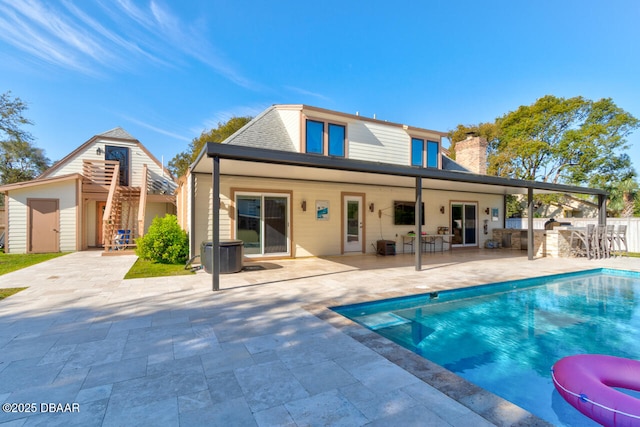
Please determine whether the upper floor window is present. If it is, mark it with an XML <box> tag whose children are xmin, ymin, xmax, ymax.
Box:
<box><xmin>304</xmin><ymin>119</ymin><xmax>346</xmax><ymax>157</ymax></box>
<box><xmin>427</xmin><ymin>140</ymin><xmax>439</xmax><ymax>168</ymax></box>
<box><xmin>328</xmin><ymin>123</ymin><xmax>345</xmax><ymax>157</ymax></box>
<box><xmin>410</xmin><ymin>137</ymin><xmax>439</xmax><ymax>168</ymax></box>
<box><xmin>411</xmin><ymin>138</ymin><xmax>423</xmax><ymax>166</ymax></box>
<box><xmin>306</xmin><ymin>120</ymin><xmax>324</xmax><ymax>154</ymax></box>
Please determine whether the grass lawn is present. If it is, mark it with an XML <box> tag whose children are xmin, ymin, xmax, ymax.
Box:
<box><xmin>125</xmin><ymin>257</ymin><xmax>195</xmax><ymax>279</ymax></box>
<box><xmin>0</xmin><ymin>251</ymin><xmax>69</xmax><ymax>276</ymax></box>
<box><xmin>0</xmin><ymin>287</ymin><xmax>27</xmax><ymax>300</ymax></box>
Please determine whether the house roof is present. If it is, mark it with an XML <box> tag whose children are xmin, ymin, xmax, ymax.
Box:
<box><xmin>97</xmin><ymin>127</ymin><xmax>137</xmax><ymax>140</ymax></box>
<box><xmin>190</xmin><ymin>104</ymin><xmax>605</xmax><ymax>198</ymax></box>
<box><xmin>223</xmin><ymin>106</ymin><xmax>296</xmax><ymax>152</ymax></box>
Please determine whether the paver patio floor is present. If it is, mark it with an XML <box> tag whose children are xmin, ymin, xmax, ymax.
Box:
<box><xmin>0</xmin><ymin>249</ymin><xmax>638</xmax><ymax>426</ymax></box>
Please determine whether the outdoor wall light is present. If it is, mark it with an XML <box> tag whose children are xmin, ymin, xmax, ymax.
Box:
<box><xmin>485</xmin><ymin>207</ymin><xmax>490</xmax><ymax>215</ymax></box>
<box><xmin>301</xmin><ymin>200</ymin><xmax>307</xmax><ymax>212</ymax></box>
<box><xmin>440</xmin><ymin>206</ymin><xmax>445</xmax><ymax>214</ymax></box>
<box><xmin>96</xmin><ymin>147</ymin><xmax>103</xmax><ymax>155</ymax></box>
<box><xmin>369</xmin><ymin>202</ymin><xmax>375</xmax><ymax>212</ymax></box>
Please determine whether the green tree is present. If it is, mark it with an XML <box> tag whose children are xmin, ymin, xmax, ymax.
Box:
<box><xmin>168</xmin><ymin>116</ymin><xmax>252</xmax><ymax>178</ymax></box>
<box><xmin>490</xmin><ymin>96</ymin><xmax>638</xmax><ymax>186</ymax></box>
<box><xmin>449</xmin><ymin>95</ymin><xmax>639</xmax><ymax>218</ymax></box>
<box><xmin>447</xmin><ymin>122</ymin><xmax>499</xmax><ymax>160</ymax></box>
<box><xmin>607</xmin><ymin>178</ymin><xmax>639</xmax><ymax>217</ymax></box>
<box><xmin>0</xmin><ymin>91</ymin><xmax>50</xmax><ymax>185</ymax></box>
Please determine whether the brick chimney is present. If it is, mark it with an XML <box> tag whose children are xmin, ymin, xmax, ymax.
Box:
<box><xmin>454</xmin><ymin>135</ymin><xmax>488</xmax><ymax>175</ymax></box>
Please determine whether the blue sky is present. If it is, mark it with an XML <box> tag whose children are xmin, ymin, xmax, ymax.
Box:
<box><xmin>1</xmin><ymin>0</ymin><xmax>639</xmax><ymax>177</ymax></box>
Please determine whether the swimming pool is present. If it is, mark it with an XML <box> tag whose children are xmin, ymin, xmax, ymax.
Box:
<box><xmin>333</xmin><ymin>268</ymin><xmax>640</xmax><ymax>426</ymax></box>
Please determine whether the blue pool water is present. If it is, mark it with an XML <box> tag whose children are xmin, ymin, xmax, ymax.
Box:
<box><xmin>333</xmin><ymin>268</ymin><xmax>640</xmax><ymax>426</ymax></box>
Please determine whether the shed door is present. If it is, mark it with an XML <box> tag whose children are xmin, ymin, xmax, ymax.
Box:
<box><xmin>28</xmin><ymin>199</ymin><xmax>59</xmax><ymax>253</ymax></box>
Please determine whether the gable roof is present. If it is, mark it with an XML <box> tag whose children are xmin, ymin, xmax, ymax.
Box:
<box><xmin>98</xmin><ymin>127</ymin><xmax>137</xmax><ymax>140</ymax></box>
<box><xmin>38</xmin><ymin>127</ymin><xmax>175</xmax><ymax>182</ymax></box>
<box><xmin>223</xmin><ymin>106</ymin><xmax>296</xmax><ymax>152</ymax></box>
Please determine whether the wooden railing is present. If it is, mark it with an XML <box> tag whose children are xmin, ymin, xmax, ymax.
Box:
<box><xmin>83</xmin><ymin>160</ymin><xmax>119</xmax><ymax>186</ymax></box>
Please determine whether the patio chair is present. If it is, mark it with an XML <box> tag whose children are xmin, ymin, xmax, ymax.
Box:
<box><xmin>591</xmin><ymin>225</ymin><xmax>608</xmax><ymax>259</ymax></box>
<box><xmin>569</xmin><ymin>226</ymin><xmax>590</xmax><ymax>258</ymax></box>
<box><xmin>614</xmin><ymin>225</ymin><xmax>628</xmax><ymax>256</ymax></box>
<box><xmin>604</xmin><ymin>224</ymin><xmax>615</xmax><ymax>258</ymax></box>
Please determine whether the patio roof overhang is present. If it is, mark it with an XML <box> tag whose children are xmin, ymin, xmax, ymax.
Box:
<box><xmin>192</xmin><ymin>143</ymin><xmax>607</xmax><ymax>197</ymax></box>
<box><xmin>193</xmin><ymin>143</ymin><xmax>608</xmax><ymax>291</ymax></box>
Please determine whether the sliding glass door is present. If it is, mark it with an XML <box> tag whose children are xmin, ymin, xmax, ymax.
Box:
<box><xmin>236</xmin><ymin>193</ymin><xmax>289</xmax><ymax>256</ymax></box>
<box><xmin>451</xmin><ymin>202</ymin><xmax>477</xmax><ymax>247</ymax></box>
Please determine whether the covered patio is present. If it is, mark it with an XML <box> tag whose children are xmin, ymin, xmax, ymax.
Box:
<box><xmin>192</xmin><ymin>143</ymin><xmax>608</xmax><ymax>291</ymax></box>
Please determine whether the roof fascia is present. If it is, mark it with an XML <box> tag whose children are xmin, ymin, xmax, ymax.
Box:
<box><xmin>0</xmin><ymin>173</ymin><xmax>82</xmax><ymax>192</ymax></box>
<box><xmin>204</xmin><ymin>143</ymin><xmax>607</xmax><ymax>196</ymax></box>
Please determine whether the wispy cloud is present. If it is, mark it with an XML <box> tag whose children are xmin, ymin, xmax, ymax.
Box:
<box><xmin>0</xmin><ymin>0</ymin><xmax>255</xmax><ymax>87</ymax></box>
<box><xmin>120</xmin><ymin>114</ymin><xmax>191</xmax><ymax>142</ymax></box>
<box><xmin>0</xmin><ymin>0</ymin><xmax>109</xmax><ymax>75</ymax></box>
<box><xmin>285</xmin><ymin>86</ymin><xmax>331</xmax><ymax>102</ymax></box>
<box><xmin>199</xmin><ymin>105</ymin><xmax>267</xmax><ymax>133</ymax></box>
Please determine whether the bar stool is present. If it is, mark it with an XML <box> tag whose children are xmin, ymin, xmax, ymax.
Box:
<box><xmin>569</xmin><ymin>226</ymin><xmax>590</xmax><ymax>258</ymax></box>
<box><xmin>614</xmin><ymin>225</ymin><xmax>628</xmax><ymax>256</ymax></box>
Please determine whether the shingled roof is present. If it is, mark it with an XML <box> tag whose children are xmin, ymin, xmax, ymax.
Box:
<box><xmin>98</xmin><ymin>127</ymin><xmax>137</xmax><ymax>141</ymax></box>
<box><xmin>224</xmin><ymin>107</ymin><xmax>296</xmax><ymax>152</ymax></box>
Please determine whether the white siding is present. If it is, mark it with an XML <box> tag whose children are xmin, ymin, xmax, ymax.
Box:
<box><xmin>348</xmin><ymin>122</ymin><xmax>409</xmax><ymax>165</ymax></box>
<box><xmin>192</xmin><ymin>174</ymin><xmax>504</xmax><ymax>257</ymax></box>
<box><xmin>7</xmin><ymin>180</ymin><xmax>77</xmax><ymax>253</ymax></box>
<box><xmin>277</xmin><ymin>109</ymin><xmax>302</xmax><ymax>152</ymax></box>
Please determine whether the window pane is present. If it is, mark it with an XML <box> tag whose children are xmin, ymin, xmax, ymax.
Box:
<box><xmin>427</xmin><ymin>140</ymin><xmax>439</xmax><ymax>168</ymax></box>
<box><xmin>237</xmin><ymin>196</ymin><xmax>261</xmax><ymax>254</ymax></box>
<box><xmin>411</xmin><ymin>138</ymin><xmax>423</xmax><ymax>166</ymax></box>
<box><xmin>306</xmin><ymin>120</ymin><xmax>324</xmax><ymax>154</ymax></box>
<box><xmin>328</xmin><ymin>123</ymin><xmax>345</xmax><ymax>157</ymax></box>
<box><xmin>264</xmin><ymin>197</ymin><xmax>288</xmax><ymax>253</ymax></box>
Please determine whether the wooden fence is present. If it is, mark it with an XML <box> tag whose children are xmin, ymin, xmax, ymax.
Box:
<box><xmin>505</xmin><ymin>217</ymin><xmax>640</xmax><ymax>253</ymax></box>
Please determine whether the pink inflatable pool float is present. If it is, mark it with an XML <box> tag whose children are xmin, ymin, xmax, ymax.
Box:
<box><xmin>552</xmin><ymin>354</ymin><xmax>640</xmax><ymax>426</ymax></box>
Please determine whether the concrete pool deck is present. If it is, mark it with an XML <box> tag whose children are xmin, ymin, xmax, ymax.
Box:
<box><xmin>0</xmin><ymin>249</ymin><xmax>638</xmax><ymax>426</ymax></box>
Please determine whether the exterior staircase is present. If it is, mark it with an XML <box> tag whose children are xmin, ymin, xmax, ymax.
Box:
<box><xmin>103</xmin><ymin>186</ymin><xmax>141</xmax><ymax>251</ymax></box>
<box><xmin>81</xmin><ymin>160</ymin><xmax>174</xmax><ymax>252</ymax></box>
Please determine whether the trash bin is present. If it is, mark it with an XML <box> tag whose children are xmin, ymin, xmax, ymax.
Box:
<box><xmin>201</xmin><ymin>240</ymin><xmax>244</xmax><ymax>274</ymax></box>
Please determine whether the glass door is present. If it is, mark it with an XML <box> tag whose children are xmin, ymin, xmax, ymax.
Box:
<box><xmin>105</xmin><ymin>145</ymin><xmax>130</xmax><ymax>186</ymax></box>
<box><xmin>236</xmin><ymin>194</ymin><xmax>289</xmax><ymax>256</ymax></box>
<box><xmin>264</xmin><ymin>196</ymin><xmax>288</xmax><ymax>253</ymax></box>
<box><xmin>343</xmin><ymin>195</ymin><xmax>363</xmax><ymax>252</ymax></box>
<box><xmin>451</xmin><ymin>202</ymin><xmax>477</xmax><ymax>247</ymax></box>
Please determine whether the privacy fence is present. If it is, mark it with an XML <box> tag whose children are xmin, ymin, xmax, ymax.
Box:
<box><xmin>505</xmin><ymin>217</ymin><xmax>640</xmax><ymax>253</ymax></box>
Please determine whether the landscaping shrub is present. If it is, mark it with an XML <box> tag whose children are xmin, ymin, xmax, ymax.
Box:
<box><xmin>136</xmin><ymin>214</ymin><xmax>188</xmax><ymax>264</ymax></box>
